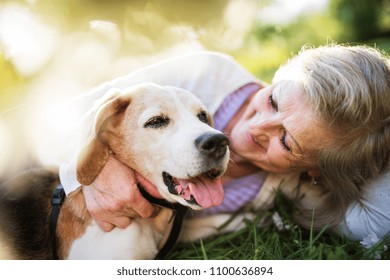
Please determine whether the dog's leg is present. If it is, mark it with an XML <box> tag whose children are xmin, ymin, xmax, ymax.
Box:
<box><xmin>249</xmin><ymin>172</ymin><xmax>301</xmax><ymax>211</ymax></box>
<box><xmin>180</xmin><ymin>212</ymin><xmax>257</xmax><ymax>242</ymax></box>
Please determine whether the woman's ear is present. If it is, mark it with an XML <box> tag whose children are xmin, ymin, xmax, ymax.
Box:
<box><xmin>76</xmin><ymin>89</ymin><xmax>131</xmax><ymax>186</ymax></box>
<box><xmin>307</xmin><ymin>169</ymin><xmax>322</xmax><ymax>185</ymax></box>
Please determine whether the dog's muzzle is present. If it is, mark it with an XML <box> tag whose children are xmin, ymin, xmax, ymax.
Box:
<box><xmin>162</xmin><ymin>132</ymin><xmax>229</xmax><ymax>209</ymax></box>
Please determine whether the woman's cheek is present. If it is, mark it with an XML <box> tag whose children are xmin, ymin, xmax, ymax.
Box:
<box><xmin>242</xmin><ymin>100</ymin><xmax>257</xmax><ymax>121</ymax></box>
<box><xmin>251</xmin><ymin>93</ymin><xmax>263</xmax><ymax>110</ymax></box>
<box><xmin>266</xmin><ymin>145</ymin><xmax>289</xmax><ymax>170</ymax></box>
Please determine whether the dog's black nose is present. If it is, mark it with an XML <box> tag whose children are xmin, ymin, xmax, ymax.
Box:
<box><xmin>195</xmin><ymin>132</ymin><xmax>229</xmax><ymax>160</ymax></box>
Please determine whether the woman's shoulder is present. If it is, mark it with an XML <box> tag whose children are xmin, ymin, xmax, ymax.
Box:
<box><xmin>363</xmin><ymin>171</ymin><xmax>390</xmax><ymax>196</ymax></box>
<box><xmin>153</xmin><ymin>50</ymin><xmax>248</xmax><ymax>76</ymax></box>
<box><xmin>168</xmin><ymin>50</ymin><xmax>237</xmax><ymax>63</ymax></box>
<box><xmin>358</xmin><ymin>171</ymin><xmax>390</xmax><ymax>215</ymax></box>
<box><xmin>339</xmin><ymin>170</ymin><xmax>390</xmax><ymax>242</ymax></box>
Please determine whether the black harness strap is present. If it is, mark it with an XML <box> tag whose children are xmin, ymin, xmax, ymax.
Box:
<box><xmin>138</xmin><ymin>186</ymin><xmax>188</xmax><ymax>260</ymax></box>
<box><xmin>50</xmin><ymin>184</ymin><xmax>66</xmax><ymax>260</ymax></box>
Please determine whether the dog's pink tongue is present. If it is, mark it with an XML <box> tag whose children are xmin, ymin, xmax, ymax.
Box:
<box><xmin>177</xmin><ymin>174</ymin><xmax>224</xmax><ymax>208</ymax></box>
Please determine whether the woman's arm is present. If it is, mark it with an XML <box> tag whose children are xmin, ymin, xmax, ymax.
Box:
<box><xmin>81</xmin><ymin>155</ymin><xmax>161</xmax><ymax>231</ymax></box>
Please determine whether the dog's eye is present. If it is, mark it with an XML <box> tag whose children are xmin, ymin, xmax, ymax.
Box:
<box><xmin>144</xmin><ymin>115</ymin><xmax>170</xmax><ymax>129</ymax></box>
<box><xmin>197</xmin><ymin>111</ymin><xmax>209</xmax><ymax>124</ymax></box>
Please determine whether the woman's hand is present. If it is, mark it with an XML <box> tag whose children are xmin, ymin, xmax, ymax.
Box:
<box><xmin>82</xmin><ymin>155</ymin><xmax>162</xmax><ymax>232</ymax></box>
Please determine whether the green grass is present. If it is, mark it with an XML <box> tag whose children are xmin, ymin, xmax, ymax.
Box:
<box><xmin>168</xmin><ymin>196</ymin><xmax>390</xmax><ymax>260</ymax></box>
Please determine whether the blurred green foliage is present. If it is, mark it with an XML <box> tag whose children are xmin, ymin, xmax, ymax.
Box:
<box><xmin>330</xmin><ymin>0</ymin><xmax>390</xmax><ymax>41</ymax></box>
<box><xmin>236</xmin><ymin>0</ymin><xmax>390</xmax><ymax>83</ymax></box>
<box><xmin>236</xmin><ymin>11</ymin><xmax>344</xmax><ymax>83</ymax></box>
<box><xmin>0</xmin><ymin>0</ymin><xmax>389</xmax><ymax>108</ymax></box>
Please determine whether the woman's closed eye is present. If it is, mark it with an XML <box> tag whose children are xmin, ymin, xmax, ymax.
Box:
<box><xmin>269</xmin><ymin>93</ymin><xmax>277</xmax><ymax>110</ymax></box>
<box><xmin>269</xmin><ymin>93</ymin><xmax>291</xmax><ymax>152</ymax></box>
<box><xmin>280</xmin><ymin>130</ymin><xmax>291</xmax><ymax>152</ymax></box>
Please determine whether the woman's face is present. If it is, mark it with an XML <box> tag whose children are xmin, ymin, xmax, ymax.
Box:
<box><xmin>229</xmin><ymin>83</ymin><xmax>333</xmax><ymax>174</ymax></box>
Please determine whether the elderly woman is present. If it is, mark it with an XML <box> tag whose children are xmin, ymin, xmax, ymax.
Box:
<box><xmin>60</xmin><ymin>44</ymin><xmax>390</xmax><ymax>243</ymax></box>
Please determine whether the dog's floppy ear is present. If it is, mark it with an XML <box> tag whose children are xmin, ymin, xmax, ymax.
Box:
<box><xmin>77</xmin><ymin>89</ymin><xmax>131</xmax><ymax>186</ymax></box>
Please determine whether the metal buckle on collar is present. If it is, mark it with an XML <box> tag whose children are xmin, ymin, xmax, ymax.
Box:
<box><xmin>52</xmin><ymin>184</ymin><xmax>66</xmax><ymax>206</ymax></box>
<box><xmin>50</xmin><ymin>184</ymin><xmax>66</xmax><ymax>259</ymax></box>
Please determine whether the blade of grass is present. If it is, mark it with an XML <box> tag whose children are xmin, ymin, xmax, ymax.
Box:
<box><xmin>199</xmin><ymin>239</ymin><xmax>208</xmax><ymax>260</ymax></box>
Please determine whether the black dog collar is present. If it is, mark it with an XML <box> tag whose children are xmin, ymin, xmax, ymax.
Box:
<box><xmin>138</xmin><ymin>186</ymin><xmax>188</xmax><ymax>260</ymax></box>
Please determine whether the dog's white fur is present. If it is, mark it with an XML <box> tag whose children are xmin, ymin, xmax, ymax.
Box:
<box><xmin>68</xmin><ymin>209</ymin><xmax>175</xmax><ymax>259</ymax></box>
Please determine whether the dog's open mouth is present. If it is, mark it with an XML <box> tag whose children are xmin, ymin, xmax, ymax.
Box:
<box><xmin>162</xmin><ymin>170</ymin><xmax>224</xmax><ymax>208</ymax></box>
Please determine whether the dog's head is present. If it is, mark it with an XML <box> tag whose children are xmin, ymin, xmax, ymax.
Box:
<box><xmin>77</xmin><ymin>83</ymin><xmax>229</xmax><ymax>210</ymax></box>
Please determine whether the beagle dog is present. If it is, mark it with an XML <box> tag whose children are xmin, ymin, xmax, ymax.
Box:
<box><xmin>0</xmin><ymin>83</ymin><xmax>230</xmax><ymax>259</ymax></box>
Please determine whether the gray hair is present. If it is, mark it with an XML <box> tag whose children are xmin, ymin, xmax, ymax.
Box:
<box><xmin>274</xmin><ymin>44</ymin><xmax>390</xmax><ymax>228</ymax></box>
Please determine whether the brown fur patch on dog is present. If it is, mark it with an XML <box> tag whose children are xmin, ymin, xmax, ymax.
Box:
<box><xmin>57</xmin><ymin>189</ymin><xmax>91</xmax><ymax>259</ymax></box>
